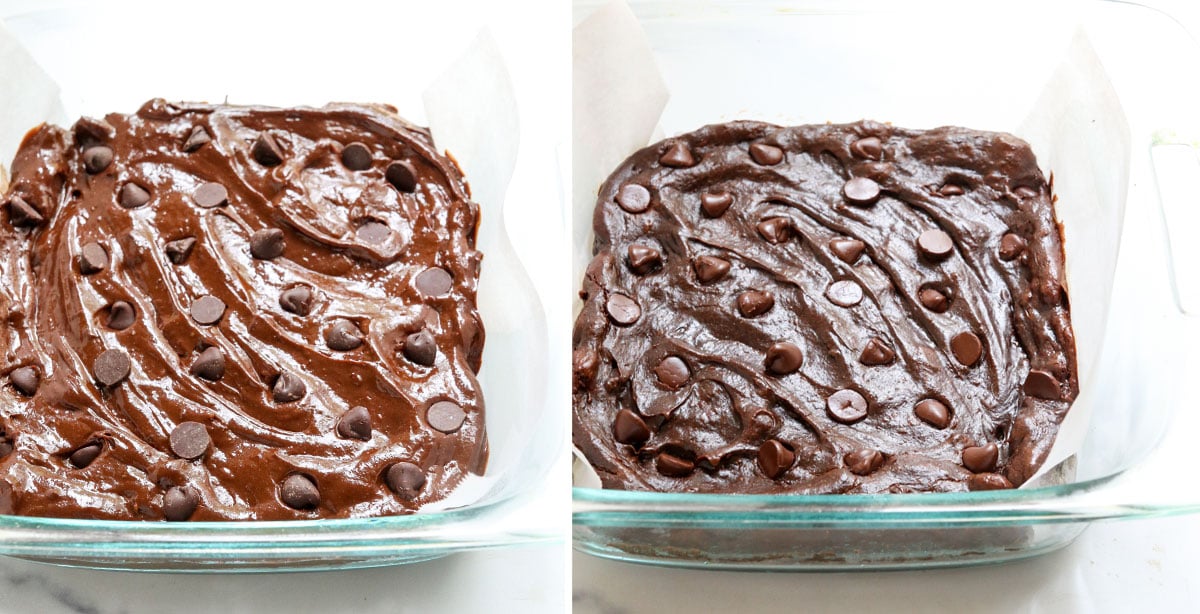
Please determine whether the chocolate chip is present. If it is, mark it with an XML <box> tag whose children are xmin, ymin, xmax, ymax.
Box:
<box><xmin>1013</xmin><ymin>185</ymin><xmax>1038</xmax><ymax>198</ymax></box>
<box><xmin>859</xmin><ymin>338</ymin><xmax>895</xmax><ymax>366</ymax></box>
<box><xmin>749</xmin><ymin>142</ymin><xmax>784</xmax><ymax>165</ymax></box>
<box><xmin>79</xmin><ymin>242</ymin><xmax>109</xmax><ymax>274</ymax></box>
<box><xmin>106</xmin><ymin>301</ymin><xmax>136</xmax><ymax>330</ymax></box>
<box><xmin>356</xmin><ymin>221</ymin><xmax>390</xmax><ymax>244</ymax></box>
<box><xmin>849</xmin><ymin>136</ymin><xmax>883</xmax><ymax>160</ymax></box>
<box><xmin>626</xmin><ymin>244</ymin><xmax>662</xmax><ymax>275</ymax></box>
<box><xmin>656</xmin><ymin>452</ymin><xmax>694</xmax><ymax>477</ymax></box>
<box><xmin>962</xmin><ymin>443</ymin><xmax>998</xmax><ymax>473</ymax></box>
<box><xmin>193</xmin><ymin>182</ymin><xmax>228</xmax><ymax>208</ymax></box>
<box><xmin>415</xmin><ymin>267</ymin><xmax>453</xmax><ymax>296</ymax></box>
<box><xmin>7</xmin><ymin>195</ymin><xmax>44</xmax><ymax>227</ymax></box>
<box><xmin>10</xmin><ymin>366</ymin><xmax>38</xmax><ymax>397</ymax></box>
<box><xmin>385</xmin><ymin>161</ymin><xmax>417</xmax><ymax>193</ymax></box>
<box><xmin>280</xmin><ymin>474</ymin><xmax>319</xmax><ymax>510</ymax></box>
<box><xmin>737</xmin><ymin>290</ymin><xmax>774</xmax><ymax>318</ymax></box>
<box><xmin>917</xmin><ymin>229</ymin><xmax>954</xmax><ymax>260</ymax></box>
<box><xmin>968</xmin><ymin>473</ymin><xmax>1014</xmax><ymax>491</ymax></box>
<box><xmin>426</xmin><ymin>400</ymin><xmax>466</xmax><ymax>433</ymax></box>
<box><xmin>756</xmin><ymin>217</ymin><xmax>791</xmax><ymax>244</ymax></box>
<box><xmin>119</xmin><ymin>183</ymin><xmax>151</xmax><ymax>209</ymax></box>
<box><xmin>654</xmin><ymin>356</ymin><xmax>690</xmax><ymax>389</ymax></box>
<box><xmin>693</xmin><ymin>255</ymin><xmax>731</xmax><ymax>284</ymax></box>
<box><xmin>765</xmin><ymin>342</ymin><xmax>803</xmax><ymax>375</ymax></box>
<box><xmin>827</xmin><ymin>389</ymin><xmax>868</xmax><ymax>424</ymax></box>
<box><xmin>69</xmin><ymin>442</ymin><xmax>102</xmax><ymax>468</ymax></box>
<box><xmin>914</xmin><ymin>398</ymin><xmax>952</xmax><ymax>429</ymax></box>
<box><xmin>573</xmin><ymin>348</ymin><xmax>600</xmax><ymax>392</ymax></box>
<box><xmin>951</xmin><ymin>332</ymin><xmax>983</xmax><ymax>366</ymax></box>
<box><xmin>1024</xmin><ymin>369</ymin><xmax>1060</xmax><ymax>400</ymax></box>
<box><xmin>336</xmin><ymin>406</ymin><xmax>372</xmax><ymax>440</ymax></box>
<box><xmin>272</xmin><ymin>371</ymin><xmax>306</xmax><ymax>403</ymax></box>
<box><xmin>190</xmin><ymin>346</ymin><xmax>225</xmax><ymax>381</ymax></box>
<box><xmin>403</xmin><ymin>330</ymin><xmax>437</xmax><ymax>366</ymax></box>
<box><xmin>182</xmin><ymin>126</ymin><xmax>211</xmax><ymax>152</ymax></box>
<box><xmin>386</xmin><ymin>462</ymin><xmax>426</xmax><ymax>499</ymax></box>
<box><xmin>164</xmin><ymin>237</ymin><xmax>197</xmax><ymax>264</ymax></box>
<box><xmin>826</xmin><ymin>280</ymin><xmax>863</xmax><ymax>307</ymax></box>
<box><xmin>83</xmin><ymin>146</ymin><xmax>114</xmax><ymax>174</ymax></box>
<box><xmin>844</xmin><ymin>448</ymin><xmax>884</xmax><ymax>475</ymax></box>
<box><xmin>249</xmin><ymin>228</ymin><xmax>285</xmax><ymax>260</ymax></box>
<box><xmin>341</xmin><ymin>142</ymin><xmax>373</xmax><ymax>170</ymax></box>
<box><xmin>93</xmin><ymin>349</ymin><xmax>131</xmax><ymax>387</ymax></box>
<box><xmin>939</xmin><ymin>183</ymin><xmax>965</xmax><ymax>196</ymax></box>
<box><xmin>918</xmin><ymin>286</ymin><xmax>951</xmax><ymax>313</ymax></box>
<box><xmin>280</xmin><ymin>286</ymin><xmax>315</xmax><ymax>316</ymax></box>
<box><xmin>73</xmin><ymin>116</ymin><xmax>114</xmax><ymax>146</ymax></box>
<box><xmin>612</xmin><ymin>409</ymin><xmax>650</xmax><ymax>446</ymax></box>
<box><xmin>163</xmin><ymin>486</ymin><xmax>199</xmax><ymax>521</ymax></box>
<box><xmin>169</xmin><ymin>421</ymin><xmax>211</xmax><ymax>460</ymax></box>
<box><xmin>616</xmin><ymin>184</ymin><xmax>651</xmax><ymax>213</ymax></box>
<box><xmin>843</xmin><ymin>177</ymin><xmax>881</xmax><ymax>206</ymax></box>
<box><xmin>700</xmin><ymin>190</ymin><xmax>733</xmax><ymax>217</ymax></box>
<box><xmin>829</xmin><ymin>238</ymin><xmax>865</xmax><ymax>264</ymax></box>
<box><xmin>251</xmin><ymin>133</ymin><xmax>284</xmax><ymax>166</ymax></box>
<box><xmin>757</xmin><ymin>440</ymin><xmax>794</xmax><ymax>479</ymax></box>
<box><xmin>999</xmin><ymin>233</ymin><xmax>1027</xmax><ymax>261</ymax></box>
<box><xmin>660</xmin><ymin>142</ymin><xmax>696</xmax><ymax>168</ymax></box>
<box><xmin>190</xmin><ymin>295</ymin><xmax>226</xmax><ymax>325</ymax></box>
<box><xmin>325</xmin><ymin>319</ymin><xmax>364</xmax><ymax>351</ymax></box>
<box><xmin>605</xmin><ymin>294</ymin><xmax>641</xmax><ymax>326</ymax></box>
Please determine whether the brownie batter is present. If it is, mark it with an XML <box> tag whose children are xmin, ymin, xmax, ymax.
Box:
<box><xmin>0</xmin><ymin>100</ymin><xmax>486</xmax><ymax>520</ymax></box>
<box><xmin>573</xmin><ymin>120</ymin><xmax>1077</xmax><ymax>494</ymax></box>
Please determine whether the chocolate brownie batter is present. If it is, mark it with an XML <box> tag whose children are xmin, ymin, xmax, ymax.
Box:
<box><xmin>0</xmin><ymin>100</ymin><xmax>485</xmax><ymax>520</ymax></box>
<box><xmin>573</xmin><ymin>120</ymin><xmax>1077</xmax><ymax>494</ymax></box>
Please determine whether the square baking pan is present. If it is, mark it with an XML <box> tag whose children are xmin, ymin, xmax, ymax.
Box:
<box><xmin>572</xmin><ymin>0</ymin><xmax>1200</xmax><ymax>570</ymax></box>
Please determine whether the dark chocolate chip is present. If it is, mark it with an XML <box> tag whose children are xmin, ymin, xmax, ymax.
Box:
<box><xmin>700</xmin><ymin>190</ymin><xmax>733</xmax><ymax>218</ymax></box>
<box><xmin>627</xmin><ymin>244</ymin><xmax>662</xmax><ymax>275</ymax></box>
<box><xmin>612</xmin><ymin>409</ymin><xmax>650</xmax><ymax>446</ymax></box>
<box><xmin>10</xmin><ymin>366</ymin><xmax>38</xmax><ymax>397</ymax></box>
<box><xmin>403</xmin><ymin>330</ymin><xmax>437</xmax><ymax>366</ymax></box>
<box><xmin>914</xmin><ymin>398</ymin><xmax>952</xmax><ymax>429</ymax></box>
<box><xmin>69</xmin><ymin>442</ymin><xmax>102</xmax><ymax>468</ymax></box>
<box><xmin>163</xmin><ymin>486</ymin><xmax>199</xmax><ymax>521</ymax></box>
<box><xmin>73</xmin><ymin>116</ymin><xmax>114</xmax><ymax>145</ymax></box>
<box><xmin>190</xmin><ymin>346</ymin><xmax>225</xmax><ymax>381</ymax></box>
<box><xmin>337</xmin><ymin>406</ymin><xmax>373</xmax><ymax>441</ymax></box>
<box><xmin>765</xmin><ymin>342</ymin><xmax>803</xmax><ymax>375</ymax></box>
<box><xmin>951</xmin><ymin>332</ymin><xmax>983</xmax><ymax>366</ymax></box>
<box><xmin>654</xmin><ymin>356</ymin><xmax>690</xmax><ymax>389</ymax></box>
<box><xmin>272</xmin><ymin>372</ymin><xmax>306</xmax><ymax>403</ymax></box>
<box><xmin>843</xmin><ymin>177</ymin><xmax>881</xmax><ymax>206</ymax></box>
<box><xmin>845</xmin><ymin>448</ymin><xmax>884</xmax><ymax>476</ymax></box>
<box><xmin>736</xmin><ymin>290</ymin><xmax>774</xmax><ymax>318</ymax></box>
<box><xmin>249</xmin><ymin>228</ymin><xmax>285</xmax><ymax>260</ymax></box>
<box><xmin>917</xmin><ymin>229</ymin><xmax>954</xmax><ymax>260</ymax></box>
<box><xmin>279</xmin><ymin>286</ymin><xmax>315</xmax><ymax>316</ymax></box>
<box><xmin>660</xmin><ymin>142</ymin><xmax>696</xmax><ymax>168</ymax></box>
<box><xmin>939</xmin><ymin>183</ymin><xmax>965</xmax><ymax>196</ymax></box>
<box><xmin>279</xmin><ymin>474</ymin><xmax>319</xmax><ymax>510</ymax></box>
<box><xmin>169</xmin><ymin>421</ymin><xmax>211</xmax><ymax>460</ymax></box>
<box><xmin>1023</xmin><ymin>369</ymin><xmax>1060</xmax><ymax>400</ymax></box>
<box><xmin>251</xmin><ymin>133</ymin><xmax>284</xmax><ymax>166</ymax></box>
<box><xmin>826</xmin><ymin>280</ymin><xmax>863</xmax><ymax>307</ymax></box>
<box><xmin>386</xmin><ymin>462</ymin><xmax>426</xmax><ymax>499</ymax></box>
<box><xmin>605</xmin><ymin>294</ymin><xmax>641</xmax><ymax>326</ymax></box>
<box><xmin>182</xmin><ymin>126</ymin><xmax>211</xmax><ymax>152</ymax></box>
<box><xmin>189</xmin><ymin>295</ymin><xmax>226</xmax><ymax>325</ymax></box>
<box><xmin>193</xmin><ymin>182</ymin><xmax>228</xmax><ymax>208</ymax></box>
<box><xmin>356</xmin><ymin>221</ymin><xmax>390</xmax><ymax>244</ymax></box>
<box><xmin>656</xmin><ymin>452</ymin><xmax>694</xmax><ymax>477</ymax></box>
<box><xmin>426</xmin><ymin>400</ymin><xmax>466</xmax><ymax>433</ymax></box>
<box><xmin>341</xmin><ymin>142</ymin><xmax>373</xmax><ymax>170</ymax></box>
<box><xmin>79</xmin><ymin>242</ymin><xmax>109</xmax><ymax>274</ymax></box>
<box><xmin>968</xmin><ymin>473</ymin><xmax>1014</xmax><ymax>491</ymax></box>
<box><xmin>93</xmin><ymin>349</ymin><xmax>131</xmax><ymax>386</ymax></box>
<box><xmin>756</xmin><ymin>217</ymin><xmax>791</xmax><ymax>244</ymax></box>
<box><xmin>83</xmin><ymin>146</ymin><xmax>114</xmax><ymax>174</ymax></box>
<box><xmin>385</xmin><ymin>161</ymin><xmax>418</xmax><ymax>193</ymax></box>
<box><xmin>324</xmin><ymin>319</ymin><xmax>364</xmax><ymax>351</ymax></box>
<box><xmin>757</xmin><ymin>440</ymin><xmax>794</xmax><ymax>479</ymax></box>
<box><xmin>827</xmin><ymin>389</ymin><xmax>869</xmax><ymax>424</ymax></box>
<box><xmin>829</xmin><ymin>238</ymin><xmax>865</xmax><ymax>264</ymax></box>
<box><xmin>693</xmin><ymin>255</ymin><xmax>731</xmax><ymax>284</ymax></box>
<box><xmin>616</xmin><ymin>184</ymin><xmax>651</xmax><ymax>213</ymax></box>
<box><xmin>918</xmin><ymin>286</ymin><xmax>951</xmax><ymax>313</ymax></box>
<box><xmin>119</xmin><ymin>183</ymin><xmax>151</xmax><ymax>209</ymax></box>
<box><xmin>415</xmin><ymin>267</ymin><xmax>453</xmax><ymax>296</ymax></box>
<box><xmin>859</xmin><ymin>338</ymin><xmax>896</xmax><ymax>366</ymax></box>
<box><xmin>573</xmin><ymin>348</ymin><xmax>600</xmax><ymax>392</ymax></box>
<box><xmin>106</xmin><ymin>301</ymin><xmax>136</xmax><ymax>330</ymax></box>
<box><xmin>962</xmin><ymin>443</ymin><xmax>998</xmax><ymax>473</ymax></box>
<box><xmin>999</xmin><ymin>233</ymin><xmax>1027</xmax><ymax>261</ymax></box>
<box><xmin>164</xmin><ymin>237</ymin><xmax>197</xmax><ymax>264</ymax></box>
<box><xmin>748</xmin><ymin>142</ymin><xmax>784</xmax><ymax>165</ymax></box>
<box><xmin>849</xmin><ymin>136</ymin><xmax>883</xmax><ymax>160</ymax></box>
<box><xmin>7</xmin><ymin>196</ymin><xmax>44</xmax><ymax>227</ymax></box>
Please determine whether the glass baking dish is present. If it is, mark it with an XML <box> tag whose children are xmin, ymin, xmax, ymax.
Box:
<box><xmin>572</xmin><ymin>0</ymin><xmax>1200</xmax><ymax>569</ymax></box>
<box><xmin>0</xmin><ymin>1</ymin><xmax>567</xmax><ymax>572</ymax></box>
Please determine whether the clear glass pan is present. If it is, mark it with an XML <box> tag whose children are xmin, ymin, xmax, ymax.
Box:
<box><xmin>573</xmin><ymin>0</ymin><xmax>1200</xmax><ymax>569</ymax></box>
